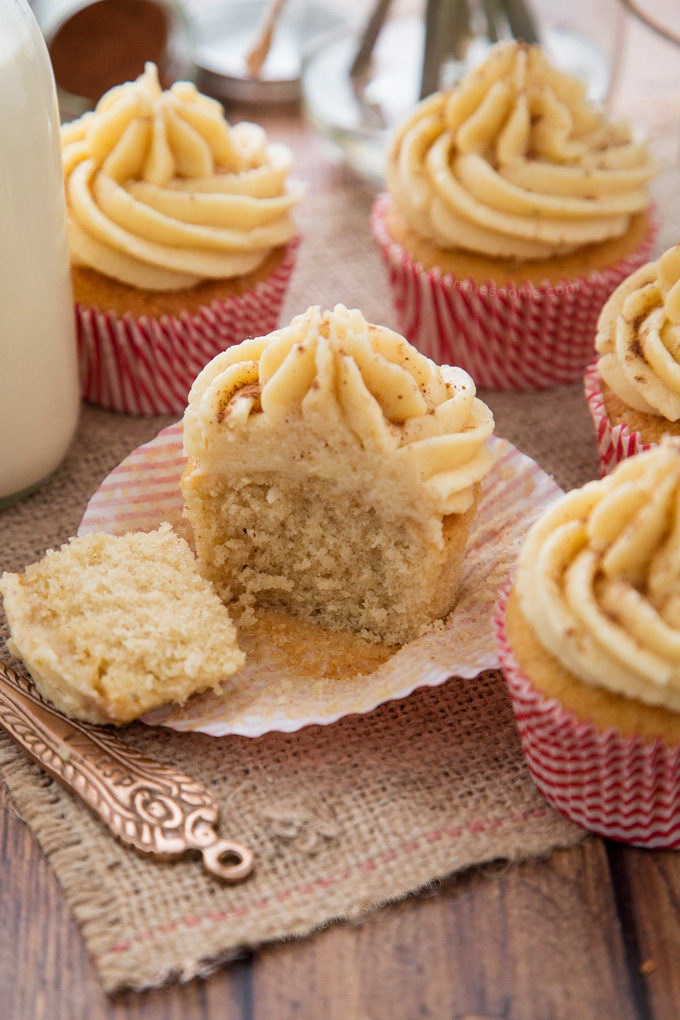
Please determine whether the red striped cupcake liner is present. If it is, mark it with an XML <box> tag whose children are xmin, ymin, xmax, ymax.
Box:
<box><xmin>371</xmin><ymin>194</ymin><xmax>657</xmax><ymax>390</ymax></box>
<box><xmin>495</xmin><ymin>587</ymin><xmax>680</xmax><ymax>848</ymax></box>
<box><xmin>584</xmin><ymin>361</ymin><xmax>653</xmax><ymax>476</ymax></box>
<box><xmin>76</xmin><ymin>237</ymin><xmax>300</xmax><ymax>415</ymax></box>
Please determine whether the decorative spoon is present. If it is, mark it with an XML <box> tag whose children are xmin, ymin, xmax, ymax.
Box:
<box><xmin>0</xmin><ymin>661</ymin><xmax>254</xmax><ymax>883</ymax></box>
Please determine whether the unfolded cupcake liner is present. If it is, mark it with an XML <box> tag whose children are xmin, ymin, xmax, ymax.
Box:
<box><xmin>371</xmin><ymin>195</ymin><xmax>657</xmax><ymax>390</ymax></box>
<box><xmin>495</xmin><ymin>587</ymin><xmax>680</xmax><ymax>848</ymax></box>
<box><xmin>584</xmin><ymin>362</ymin><xmax>653</xmax><ymax>476</ymax></box>
<box><xmin>78</xmin><ymin>429</ymin><xmax>562</xmax><ymax>737</ymax></box>
<box><xmin>76</xmin><ymin>238</ymin><xmax>300</xmax><ymax>415</ymax></box>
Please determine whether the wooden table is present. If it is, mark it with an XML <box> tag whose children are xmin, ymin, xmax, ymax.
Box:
<box><xmin>4</xmin><ymin>764</ymin><xmax>680</xmax><ymax>1019</ymax></box>
<box><xmin>5</xmin><ymin>12</ymin><xmax>680</xmax><ymax>1017</ymax></box>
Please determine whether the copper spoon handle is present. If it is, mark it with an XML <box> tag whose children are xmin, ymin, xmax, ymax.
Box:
<box><xmin>0</xmin><ymin>662</ymin><xmax>254</xmax><ymax>883</ymax></box>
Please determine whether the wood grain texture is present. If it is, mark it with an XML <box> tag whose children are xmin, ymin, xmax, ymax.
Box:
<box><xmin>3</xmin><ymin>764</ymin><xmax>652</xmax><ymax>1020</ymax></box>
<box><xmin>0</xmin><ymin>778</ymin><xmax>250</xmax><ymax>1020</ymax></box>
<box><xmin>608</xmin><ymin>842</ymin><xmax>680</xmax><ymax>1020</ymax></box>
<box><xmin>252</xmin><ymin>842</ymin><xmax>639</xmax><ymax>1020</ymax></box>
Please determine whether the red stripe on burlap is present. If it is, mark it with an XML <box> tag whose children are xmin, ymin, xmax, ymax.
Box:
<box><xmin>94</xmin><ymin>802</ymin><xmax>551</xmax><ymax>960</ymax></box>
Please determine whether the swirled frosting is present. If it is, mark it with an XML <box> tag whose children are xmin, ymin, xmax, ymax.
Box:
<box><xmin>61</xmin><ymin>64</ymin><xmax>303</xmax><ymax>290</ymax></box>
<box><xmin>516</xmin><ymin>439</ymin><xmax>680</xmax><ymax>710</ymax></box>
<box><xmin>596</xmin><ymin>245</ymin><xmax>680</xmax><ymax>420</ymax></box>
<box><xmin>183</xmin><ymin>305</ymin><xmax>495</xmax><ymax>541</ymax></box>
<box><xmin>386</xmin><ymin>42</ymin><xmax>655</xmax><ymax>260</ymax></box>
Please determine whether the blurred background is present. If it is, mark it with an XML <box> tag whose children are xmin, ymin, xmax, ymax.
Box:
<box><xmin>29</xmin><ymin>0</ymin><xmax>680</xmax><ymax>184</ymax></box>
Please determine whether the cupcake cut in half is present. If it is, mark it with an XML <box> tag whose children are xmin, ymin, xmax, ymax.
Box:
<box><xmin>62</xmin><ymin>63</ymin><xmax>304</xmax><ymax>414</ymax></box>
<box><xmin>182</xmin><ymin>304</ymin><xmax>495</xmax><ymax>645</ymax></box>
<box><xmin>0</xmin><ymin>524</ymin><xmax>244</xmax><ymax>724</ymax></box>
<box><xmin>373</xmin><ymin>41</ymin><xmax>657</xmax><ymax>389</ymax></box>
<box><xmin>587</xmin><ymin>243</ymin><xmax>680</xmax><ymax>472</ymax></box>
<box><xmin>498</xmin><ymin>439</ymin><xmax>680</xmax><ymax>846</ymax></box>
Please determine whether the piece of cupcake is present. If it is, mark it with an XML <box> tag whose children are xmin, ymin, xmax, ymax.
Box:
<box><xmin>0</xmin><ymin>524</ymin><xmax>244</xmax><ymax>724</ymax></box>
<box><xmin>181</xmin><ymin>304</ymin><xmax>495</xmax><ymax>644</ymax></box>
<box><xmin>586</xmin><ymin>243</ymin><xmax>680</xmax><ymax>474</ymax></box>
<box><xmin>372</xmin><ymin>41</ymin><xmax>657</xmax><ymax>390</ymax></box>
<box><xmin>61</xmin><ymin>63</ymin><xmax>304</xmax><ymax>415</ymax></box>
<box><xmin>497</xmin><ymin>439</ymin><xmax>680</xmax><ymax>847</ymax></box>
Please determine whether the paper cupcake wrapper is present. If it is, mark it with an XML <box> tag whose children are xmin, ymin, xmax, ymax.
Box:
<box><xmin>371</xmin><ymin>195</ymin><xmax>657</xmax><ymax>390</ymax></box>
<box><xmin>496</xmin><ymin>587</ymin><xmax>680</xmax><ymax>848</ymax></box>
<box><xmin>76</xmin><ymin>238</ymin><xmax>300</xmax><ymax>415</ymax></box>
<box><xmin>584</xmin><ymin>362</ymin><xmax>653</xmax><ymax>476</ymax></box>
<box><xmin>78</xmin><ymin>427</ymin><xmax>562</xmax><ymax>737</ymax></box>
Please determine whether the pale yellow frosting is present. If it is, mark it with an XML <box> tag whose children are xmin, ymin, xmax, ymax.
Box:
<box><xmin>596</xmin><ymin>245</ymin><xmax>680</xmax><ymax>421</ymax></box>
<box><xmin>516</xmin><ymin>439</ymin><xmax>680</xmax><ymax>711</ymax></box>
<box><xmin>61</xmin><ymin>64</ymin><xmax>304</xmax><ymax>290</ymax></box>
<box><xmin>386</xmin><ymin>42</ymin><xmax>655</xmax><ymax>260</ymax></box>
<box><xmin>183</xmin><ymin>305</ymin><xmax>495</xmax><ymax>543</ymax></box>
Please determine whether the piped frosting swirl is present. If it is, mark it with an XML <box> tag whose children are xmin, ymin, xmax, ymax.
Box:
<box><xmin>183</xmin><ymin>305</ymin><xmax>495</xmax><ymax>536</ymax></box>
<box><xmin>387</xmin><ymin>42</ymin><xmax>655</xmax><ymax>260</ymax></box>
<box><xmin>596</xmin><ymin>245</ymin><xmax>680</xmax><ymax>420</ymax></box>
<box><xmin>516</xmin><ymin>439</ymin><xmax>680</xmax><ymax>711</ymax></box>
<box><xmin>61</xmin><ymin>64</ymin><xmax>303</xmax><ymax>290</ymax></box>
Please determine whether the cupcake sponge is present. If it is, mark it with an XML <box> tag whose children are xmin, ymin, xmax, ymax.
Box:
<box><xmin>0</xmin><ymin>524</ymin><xmax>244</xmax><ymax>724</ymax></box>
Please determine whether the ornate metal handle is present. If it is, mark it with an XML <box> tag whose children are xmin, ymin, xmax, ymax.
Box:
<box><xmin>0</xmin><ymin>662</ymin><xmax>254</xmax><ymax>883</ymax></box>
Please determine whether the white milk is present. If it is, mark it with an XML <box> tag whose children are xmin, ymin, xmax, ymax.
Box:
<box><xmin>0</xmin><ymin>0</ymin><xmax>79</xmax><ymax>505</ymax></box>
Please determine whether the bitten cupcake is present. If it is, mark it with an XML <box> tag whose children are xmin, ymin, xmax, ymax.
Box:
<box><xmin>182</xmin><ymin>304</ymin><xmax>494</xmax><ymax>644</ymax></box>
<box><xmin>372</xmin><ymin>41</ymin><xmax>657</xmax><ymax>390</ymax></box>
<box><xmin>586</xmin><ymin>243</ymin><xmax>680</xmax><ymax>473</ymax></box>
<box><xmin>497</xmin><ymin>439</ymin><xmax>680</xmax><ymax>847</ymax></box>
<box><xmin>61</xmin><ymin>63</ymin><xmax>304</xmax><ymax>414</ymax></box>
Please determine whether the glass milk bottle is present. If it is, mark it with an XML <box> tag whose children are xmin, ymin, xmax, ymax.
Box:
<box><xmin>0</xmin><ymin>0</ymin><xmax>79</xmax><ymax>506</ymax></box>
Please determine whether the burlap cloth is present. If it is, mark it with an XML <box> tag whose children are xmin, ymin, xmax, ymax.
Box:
<box><xmin>2</xmin><ymin>111</ymin><xmax>679</xmax><ymax>993</ymax></box>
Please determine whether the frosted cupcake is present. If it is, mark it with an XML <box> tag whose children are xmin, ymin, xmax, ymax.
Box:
<box><xmin>182</xmin><ymin>304</ymin><xmax>494</xmax><ymax>644</ymax></box>
<box><xmin>372</xmin><ymin>42</ymin><xmax>657</xmax><ymax>389</ymax></box>
<box><xmin>497</xmin><ymin>439</ymin><xmax>680</xmax><ymax>847</ymax></box>
<box><xmin>586</xmin><ymin>243</ymin><xmax>680</xmax><ymax>473</ymax></box>
<box><xmin>62</xmin><ymin>64</ymin><xmax>304</xmax><ymax>414</ymax></box>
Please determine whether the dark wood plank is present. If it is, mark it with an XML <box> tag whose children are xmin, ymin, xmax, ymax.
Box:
<box><xmin>252</xmin><ymin>841</ymin><xmax>640</xmax><ymax>1020</ymax></box>
<box><xmin>0</xmin><ymin>778</ymin><xmax>250</xmax><ymax>1020</ymax></box>
<box><xmin>608</xmin><ymin>842</ymin><xmax>680</xmax><ymax>1020</ymax></box>
<box><xmin>3</xmin><ymin>764</ymin><xmax>644</xmax><ymax>1020</ymax></box>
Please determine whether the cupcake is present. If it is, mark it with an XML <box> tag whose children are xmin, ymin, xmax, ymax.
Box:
<box><xmin>586</xmin><ymin>243</ymin><xmax>680</xmax><ymax>474</ymax></box>
<box><xmin>372</xmin><ymin>42</ymin><xmax>657</xmax><ymax>390</ymax></box>
<box><xmin>61</xmin><ymin>63</ymin><xmax>304</xmax><ymax>414</ymax></box>
<box><xmin>182</xmin><ymin>304</ymin><xmax>495</xmax><ymax>644</ymax></box>
<box><xmin>497</xmin><ymin>439</ymin><xmax>680</xmax><ymax>847</ymax></box>
<box><xmin>0</xmin><ymin>524</ymin><xmax>244</xmax><ymax>724</ymax></box>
